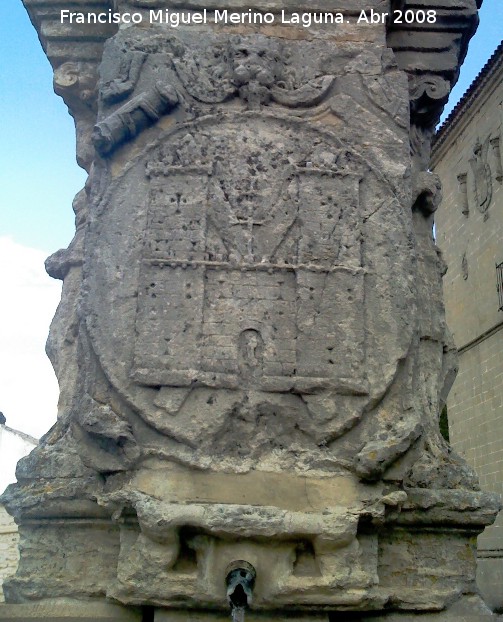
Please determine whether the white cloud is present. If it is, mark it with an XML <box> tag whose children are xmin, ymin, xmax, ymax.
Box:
<box><xmin>0</xmin><ymin>237</ymin><xmax>61</xmax><ymax>439</ymax></box>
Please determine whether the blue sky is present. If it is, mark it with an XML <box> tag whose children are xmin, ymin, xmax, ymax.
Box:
<box><xmin>1</xmin><ymin>0</ymin><xmax>86</xmax><ymax>254</ymax></box>
<box><xmin>0</xmin><ymin>0</ymin><xmax>501</xmax><ymax>439</ymax></box>
<box><xmin>0</xmin><ymin>0</ymin><xmax>502</xmax><ymax>254</ymax></box>
<box><xmin>443</xmin><ymin>0</ymin><xmax>503</xmax><ymax>119</ymax></box>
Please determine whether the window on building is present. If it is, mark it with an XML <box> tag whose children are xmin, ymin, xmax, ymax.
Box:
<box><xmin>497</xmin><ymin>261</ymin><xmax>503</xmax><ymax>312</ymax></box>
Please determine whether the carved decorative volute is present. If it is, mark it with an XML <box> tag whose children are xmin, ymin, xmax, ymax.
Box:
<box><xmin>388</xmin><ymin>0</ymin><xmax>480</xmax><ymax>172</ymax></box>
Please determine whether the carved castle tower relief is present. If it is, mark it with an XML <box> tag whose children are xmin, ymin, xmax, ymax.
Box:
<box><xmin>1</xmin><ymin>1</ymin><xmax>500</xmax><ymax>620</ymax></box>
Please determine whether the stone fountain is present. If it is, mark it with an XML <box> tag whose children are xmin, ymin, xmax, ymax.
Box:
<box><xmin>1</xmin><ymin>1</ymin><xmax>500</xmax><ymax>620</ymax></box>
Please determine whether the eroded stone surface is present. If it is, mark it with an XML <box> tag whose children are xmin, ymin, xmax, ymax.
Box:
<box><xmin>2</xmin><ymin>0</ymin><xmax>501</xmax><ymax>617</ymax></box>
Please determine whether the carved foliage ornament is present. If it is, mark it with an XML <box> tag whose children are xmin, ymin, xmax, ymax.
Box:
<box><xmin>93</xmin><ymin>33</ymin><xmax>335</xmax><ymax>156</ymax></box>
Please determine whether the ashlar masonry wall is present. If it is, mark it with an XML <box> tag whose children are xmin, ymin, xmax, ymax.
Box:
<box><xmin>433</xmin><ymin>51</ymin><xmax>503</xmax><ymax>611</ymax></box>
<box><xmin>0</xmin><ymin>505</ymin><xmax>18</xmax><ymax>603</ymax></box>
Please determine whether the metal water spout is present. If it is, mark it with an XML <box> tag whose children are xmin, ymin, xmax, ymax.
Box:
<box><xmin>225</xmin><ymin>561</ymin><xmax>256</xmax><ymax>622</ymax></box>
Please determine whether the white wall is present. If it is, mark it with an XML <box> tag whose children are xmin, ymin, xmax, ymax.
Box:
<box><xmin>0</xmin><ymin>424</ymin><xmax>37</xmax><ymax>602</ymax></box>
<box><xmin>0</xmin><ymin>425</ymin><xmax>37</xmax><ymax>496</ymax></box>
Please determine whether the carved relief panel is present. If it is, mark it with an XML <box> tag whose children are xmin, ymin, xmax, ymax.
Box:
<box><xmin>133</xmin><ymin>124</ymin><xmax>364</xmax><ymax>393</ymax></box>
<box><xmin>83</xmin><ymin>26</ymin><xmax>416</xmax><ymax>476</ymax></box>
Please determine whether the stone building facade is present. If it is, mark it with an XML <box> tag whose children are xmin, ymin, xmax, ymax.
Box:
<box><xmin>432</xmin><ymin>42</ymin><xmax>503</xmax><ymax>612</ymax></box>
<box><xmin>0</xmin><ymin>506</ymin><xmax>19</xmax><ymax>604</ymax></box>
<box><xmin>0</xmin><ymin>423</ymin><xmax>38</xmax><ymax>602</ymax></box>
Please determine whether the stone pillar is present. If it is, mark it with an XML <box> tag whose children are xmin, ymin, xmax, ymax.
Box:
<box><xmin>1</xmin><ymin>0</ymin><xmax>500</xmax><ymax>620</ymax></box>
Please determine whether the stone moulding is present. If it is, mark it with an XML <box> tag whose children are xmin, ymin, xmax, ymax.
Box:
<box><xmin>2</xmin><ymin>0</ymin><xmax>501</xmax><ymax>619</ymax></box>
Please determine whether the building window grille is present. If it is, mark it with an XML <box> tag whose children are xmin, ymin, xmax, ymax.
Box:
<box><xmin>497</xmin><ymin>261</ymin><xmax>503</xmax><ymax>312</ymax></box>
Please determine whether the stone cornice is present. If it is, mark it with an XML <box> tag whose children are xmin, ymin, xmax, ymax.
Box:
<box><xmin>388</xmin><ymin>0</ymin><xmax>481</xmax><ymax>133</ymax></box>
<box><xmin>22</xmin><ymin>0</ymin><xmax>117</xmax><ymax>68</ymax></box>
<box><xmin>432</xmin><ymin>40</ymin><xmax>503</xmax><ymax>162</ymax></box>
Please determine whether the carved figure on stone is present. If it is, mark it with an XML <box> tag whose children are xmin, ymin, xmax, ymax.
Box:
<box><xmin>170</xmin><ymin>34</ymin><xmax>335</xmax><ymax>111</ymax></box>
<box><xmin>238</xmin><ymin>329</ymin><xmax>264</xmax><ymax>379</ymax></box>
<box><xmin>54</xmin><ymin>62</ymin><xmax>99</xmax><ymax>170</ymax></box>
<box><xmin>93</xmin><ymin>39</ymin><xmax>179</xmax><ymax>155</ymax></box>
<box><xmin>228</xmin><ymin>36</ymin><xmax>281</xmax><ymax>109</ymax></box>
<box><xmin>99</xmin><ymin>46</ymin><xmax>146</xmax><ymax>106</ymax></box>
<box><xmin>94</xmin><ymin>83</ymin><xmax>179</xmax><ymax>155</ymax></box>
<box><xmin>226</xmin><ymin>36</ymin><xmax>334</xmax><ymax>110</ymax></box>
<box><xmin>94</xmin><ymin>31</ymin><xmax>337</xmax><ymax>156</ymax></box>
<box><xmin>409</xmin><ymin>75</ymin><xmax>451</xmax><ymax>172</ymax></box>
